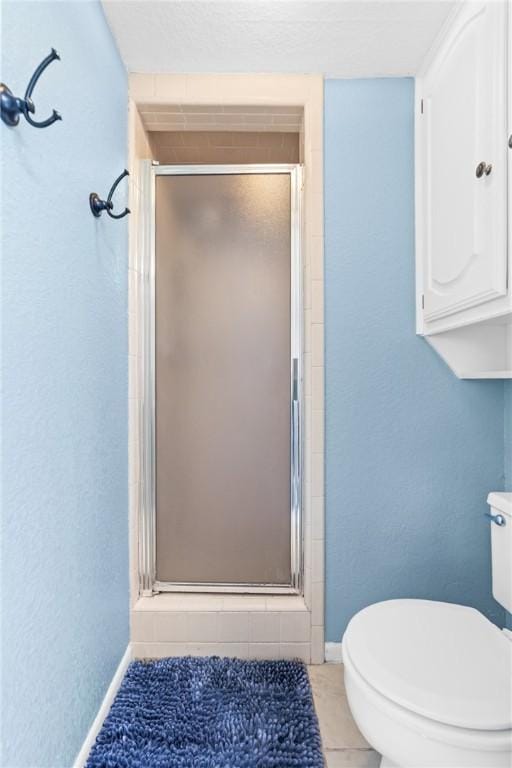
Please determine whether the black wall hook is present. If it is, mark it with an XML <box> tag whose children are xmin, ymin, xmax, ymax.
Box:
<box><xmin>90</xmin><ymin>169</ymin><xmax>131</xmax><ymax>220</ymax></box>
<box><xmin>0</xmin><ymin>48</ymin><xmax>62</xmax><ymax>128</ymax></box>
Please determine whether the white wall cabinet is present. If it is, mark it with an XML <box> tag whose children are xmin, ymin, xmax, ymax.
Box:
<box><xmin>416</xmin><ymin>0</ymin><xmax>512</xmax><ymax>378</ymax></box>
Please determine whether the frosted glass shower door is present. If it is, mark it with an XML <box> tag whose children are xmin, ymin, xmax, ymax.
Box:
<box><xmin>152</xmin><ymin>166</ymin><xmax>301</xmax><ymax>590</ymax></box>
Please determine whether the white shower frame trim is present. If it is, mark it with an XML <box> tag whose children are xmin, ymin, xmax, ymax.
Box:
<box><xmin>139</xmin><ymin>162</ymin><xmax>304</xmax><ymax>596</ymax></box>
<box><xmin>128</xmin><ymin>73</ymin><xmax>324</xmax><ymax>663</ymax></box>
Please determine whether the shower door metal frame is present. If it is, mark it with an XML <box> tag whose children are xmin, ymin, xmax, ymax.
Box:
<box><xmin>139</xmin><ymin>162</ymin><xmax>303</xmax><ymax>596</ymax></box>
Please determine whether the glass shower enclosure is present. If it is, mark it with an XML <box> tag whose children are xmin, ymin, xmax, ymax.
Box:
<box><xmin>139</xmin><ymin>163</ymin><xmax>303</xmax><ymax>594</ymax></box>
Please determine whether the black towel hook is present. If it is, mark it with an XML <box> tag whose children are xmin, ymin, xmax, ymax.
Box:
<box><xmin>90</xmin><ymin>169</ymin><xmax>131</xmax><ymax>220</ymax></box>
<box><xmin>0</xmin><ymin>48</ymin><xmax>62</xmax><ymax>128</ymax></box>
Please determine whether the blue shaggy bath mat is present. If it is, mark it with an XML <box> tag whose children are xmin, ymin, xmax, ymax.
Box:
<box><xmin>86</xmin><ymin>656</ymin><xmax>323</xmax><ymax>768</ymax></box>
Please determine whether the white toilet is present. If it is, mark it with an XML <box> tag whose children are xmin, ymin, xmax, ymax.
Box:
<box><xmin>342</xmin><ymin>492</ymin><xmax>512</xmax><ymax>768</ymax></box>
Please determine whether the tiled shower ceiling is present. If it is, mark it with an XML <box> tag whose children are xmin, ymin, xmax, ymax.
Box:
<box><xmin>139</xmin><ymin>104</ymin><xmax>304</xmax><ymax>132</ymax></box>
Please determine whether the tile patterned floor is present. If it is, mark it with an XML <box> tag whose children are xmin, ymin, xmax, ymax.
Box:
<box><xmin>308</xmin><ymin>664</ymin><xmax>381</xmax><ymax>767</ymax></box>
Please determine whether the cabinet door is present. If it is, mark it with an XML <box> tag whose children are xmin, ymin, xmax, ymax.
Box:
<box><xmin>419</xmin><ymin>1</ymin><xmax>508</xmax><ymax>323</ymax></box>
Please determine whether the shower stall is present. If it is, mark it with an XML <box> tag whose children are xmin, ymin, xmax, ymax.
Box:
<box><xmin>138</xmin><ymin>163</ymin><xmax>303</xmax><ymax>595</ymax></box>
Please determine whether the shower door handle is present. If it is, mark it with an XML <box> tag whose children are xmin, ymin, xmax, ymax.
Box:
<box><xmin>292</xmin><ymin>400</ymin><xmax>300</xmax><ymax>492</ymax></box>
<box><xmin>290</xmin><ymin>358</ymin><xmax>301</xmax><ymax>589</ymax></box>
<box><xmin>291</xmin><ymin>358</ymin><xmax>300</xmax><ymax>518</ymax></box>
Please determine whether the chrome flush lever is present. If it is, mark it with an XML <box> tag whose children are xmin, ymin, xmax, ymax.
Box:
<box><xmin>484</xmin><ymin>512</ymin><xmax>506</xmax><ymax>526</ymax></box>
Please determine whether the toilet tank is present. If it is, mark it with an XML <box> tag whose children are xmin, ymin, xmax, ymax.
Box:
<box><xmin>487</xmin><ymin>493</ymin><xmax>512</xmax><ymax>614</ymax></box>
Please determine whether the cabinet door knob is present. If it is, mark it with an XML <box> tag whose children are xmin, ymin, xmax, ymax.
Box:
<box><xmin>475</xmin><ymin>161</ymin><xmax>492</xmax><ymax>178</ymax></box>
<box><xmin>508</xmin><ymin>134</ymin><xmax>512</xmax><ymax>148</ymax></box>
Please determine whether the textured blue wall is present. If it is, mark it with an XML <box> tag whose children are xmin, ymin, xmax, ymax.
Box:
<box><xmin>1</xmin><ymin>2</ymin><xmax>128</xmax><ymax>766</ymax></box>
<box><xmin>506</xmin><ymin>383</ymin><xmax>512</xmax><ymax>629</ymax></box>
<box><xmin>506</xmin><ymin>383</ymin><xmax>512</xmax><ymax>491</ymax></box>
<box><xmin>324</xmin><ymin>78</ymin><xmax>506</xmax><ymax>642</ymax></box>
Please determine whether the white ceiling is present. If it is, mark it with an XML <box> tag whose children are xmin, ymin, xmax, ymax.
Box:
<box><xmin>102</xmin><ymin>1</ymin><xmax>457</xmax><ymax>79</ymax></box>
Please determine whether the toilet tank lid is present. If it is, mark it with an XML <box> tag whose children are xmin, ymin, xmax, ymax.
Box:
<box><xmin>487</xmin><ymin>492</ymin><xmax>512</xmax><ymax>516</ymax></box>
<box><xmin>343</xmin><ymin>599</ymin><xmax>512</xmax><ymax>731</ymax></box>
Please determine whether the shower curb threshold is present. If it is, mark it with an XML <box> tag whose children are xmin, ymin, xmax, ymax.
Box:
<box><xmin>133</xmin><ymin>594</ymin><xmax>309</xmax><ymax>613</ymax></box>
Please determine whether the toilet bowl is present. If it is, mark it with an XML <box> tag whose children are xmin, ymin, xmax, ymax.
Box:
<box><xmin>343</xmin><ymin>599</ymin><xmax>512</xmax><ymax>768</ymax></box>
<box><xmin>342</xmin><ymin>494</ymin><xmax>512</xmax><ymax>768</ymax></box>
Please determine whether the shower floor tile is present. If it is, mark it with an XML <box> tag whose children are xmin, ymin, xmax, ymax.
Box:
<box><xmin>308</xmin><ymin>663</ymin><xmax>380</xmax><ymax>767</ymax></box>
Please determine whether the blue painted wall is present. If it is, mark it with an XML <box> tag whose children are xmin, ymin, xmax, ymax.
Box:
<box><xmin>505</xmin><ymin>382</ymin><xmax>512</xmax><ymax>629</ymax></box>
<box><xmin>324</xmin><ymin>78</ymin><xmax>506</xmax><ymax>642</ymax></box>
<box><xmin>1</xmin><ymin>2</ymin><xmax>128</xmax><ymax>765</ymax></box>
<box><xmin>505</xmin><ymin>383</ymin><xmax>512</xmax><ymax>491</ymax></box>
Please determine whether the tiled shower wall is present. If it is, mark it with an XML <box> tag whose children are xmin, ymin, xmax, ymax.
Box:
<box><xmin>128</xmin><ymin>75</ymin><xmax>324</xmax><ymax>663</ymax></box>
<box><xmin>150</xmin><ymin>130</ymin><xmax>300</xmax><ymax>164</ymax></box>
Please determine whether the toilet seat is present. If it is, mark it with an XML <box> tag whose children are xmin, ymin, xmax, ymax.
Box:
<box><xmin>343</xmin><ymin>644</ymin><xmax>512</xmax><ymax>755</ymax></box>
<box><xmin>343</xmin><ymin>599</ymin><xmax>512</xmax><ymax>732</ymax></box>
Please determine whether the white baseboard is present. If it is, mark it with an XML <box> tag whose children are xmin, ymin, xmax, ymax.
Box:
<box><xmin>324</xmin><ymin>642</ymin><xmax>343</xmax><ymax>663</ymax></box>
<box><xmin>73</xmin><ymin>644</ymin><xmax>132</xmax><ymax>768</ymax></box>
